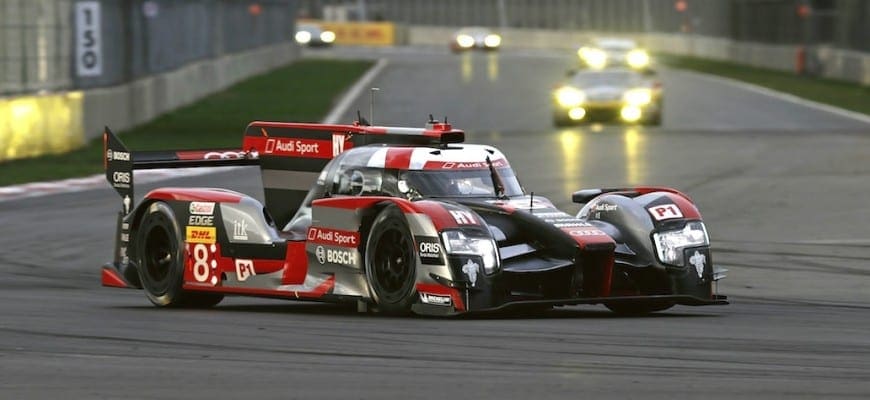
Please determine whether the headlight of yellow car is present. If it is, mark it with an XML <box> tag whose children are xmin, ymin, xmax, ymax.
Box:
<box><xmin>623</xmin><ymin>88</ymin><xmax>652</xmax><ymax>106</ymax></box>
<box><xmin>295</xmin><ymin>31</ymin><xmax>312</xmax><ymax>44</ymax></box>
<box><xmin>578</xmin><ymin>47</ymin><xmax>607</xmax><ymax>69</ymax></box>
<box><xmin>627</xmin><ymin>49</ymin><xmax>650</xmax><ymax>69</ymax></box>
<box><xmin>320</xmin><ymin>31</ymin><xmax>336</xmax><ymax>43</ymax></box>
<box><xmin>555</xmin><ymin>86</ymin><xmax>586</xmax><ymax>108</ymax></box>
<box><xmin>456</xmin><ymin>34</ymin><xmax>475</xmax><ymax>48</ymax></box>
<box><xmin>484</xmin><ymin>34</ymin><xmax>501</xmax><ymax>48</ymax></box>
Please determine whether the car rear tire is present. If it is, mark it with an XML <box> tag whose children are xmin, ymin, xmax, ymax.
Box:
<box><xmin>605</xmin><ymin>301</ymin><xmax>673</xmax><ymax>315</ymax></box>
<box><xmin>135</xmin><ymin>202</ymin><xmax>223</xmax><ymax>308</ymax></box>
<box><xmin>365</xmin><ymin>205</ymin><xmax>417</xmax><ymax>315</ymax></box>
<box><xmin>644</xmin><ymin>112</ymin><xmax>662</xmax><ymax>126</ymax></box>
<box><xmin>553</xmin><ymin>114</ymin><xmax>572</xmax><ymax>127</ymax></box>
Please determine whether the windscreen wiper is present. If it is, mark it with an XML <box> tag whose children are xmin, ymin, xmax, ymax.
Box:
<box><xmin>486</xmin><ymin>156</ymin><xmax>507</xmax><ymax>199</ymax></box>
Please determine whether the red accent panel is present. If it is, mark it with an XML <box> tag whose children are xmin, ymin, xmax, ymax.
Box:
<box><xmin>410</xmin><ymin>201</ymin><xmax>463</xmax><ymax>230</ymax></box>
<box><xmin>146</xmin><ymin>188</ymin><xmax>243</xmax><ymax>203</ymax></box>
<box><xmin>184</xmin><ymin>275</ymin><xmax>335</xmax><ymax>300</ymax></box>
<box><xmin>309</xmin><ymin>275</ymin><xmax>336</xmax><ymax>297</ymax></box>
<box><xmin>248</xmin><ymin>121</ymin><xmax>366</xmax><ymax>133</ymax></box>
<box><xmin>558</xmin><ymin>227</ymin><xmax>615</xmax><ymax>250</ymax></box>
<box><xmin>660</xmin><ymin>192</ymin><xmax>702</xmax><ymax>220</ymax></box>
<box><xmin>362</xmin><ymin>126</ymin><xmax>388</xmax><ymax>134</ymax></box>
<box><xmin>384</xmin><ymin>148</ymin><xmax>414</xmax><ymax>169</ymax></box>
<box><xmin>421</xmin><ymin>158</ymin><xmax>508</xmax><ymax>170</ymax></box>
<box><xmin>245</xmin><ymin>136</ymin><xmax>333</xmax><ymax>159</ymax></box>
<box><xmin>312</xmin><ymin>196</ymin><xmax>417</xmax><ymax>213</ymax></box>
<box><xmin>174</xmin><ymin>149</ymin><xmax>247</xmax><ymax>160</ymax></box>
<box><xmin>183</xmin><ymin>242</ymin><xmax>223</xmax><ymax>286</ymax></box>
<box><xmin>282</xmin><ymin>241</ymin><xmax>308</xmax><ymax>285</ymax></box>
<box><xmin>416</xmin><ymin>283</ymin><xmax>465</xmax><ymax>312</ymax></box>
<box><xmin>101</xmin><ymin>267</ymin><xmax>130</xmax><ymax>288</ymax></box>
<box><xmin>633</xmin><ymin>186</ymin><xmax>693</xmax><ymax>202</ymax></box>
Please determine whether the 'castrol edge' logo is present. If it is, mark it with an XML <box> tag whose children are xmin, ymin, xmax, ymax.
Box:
<box><xmin>307</xmin><ymin>227</ymin><xmax>359</xmax><ymax>248</ymax></box>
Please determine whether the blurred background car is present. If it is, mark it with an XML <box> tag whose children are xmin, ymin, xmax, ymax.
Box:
<box><xmin>450</xmin><ymin>27</ymin><xmax>502</xmax><ymax>52</ymax></box>
<box><xmin>577</xmin><ymin>38</ymin><xmax>652</xmax><ymax>71</ymax></box>
<box><xmin>295</xmin><ymin>23</ymin><xmax>336</xmax><ymax>47</ymax></box>
<box><xmin>552</xmin><ymin>68</ymin><xmax>662</xmax><ymax>126</ymax></box>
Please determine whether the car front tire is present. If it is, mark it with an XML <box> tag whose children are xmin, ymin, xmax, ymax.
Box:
<box><xmin>364</xmin><ymin>205</ymin><xmax>417</xmax><ymax>315</ymax></box>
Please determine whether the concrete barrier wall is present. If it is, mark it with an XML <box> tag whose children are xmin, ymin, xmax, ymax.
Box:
<box><xmin>82</xmin><ymin>41</ymin><xmax>299</xmax><ymax>142</ymax></box>
<box><xmin>0</xmin><ymin>41</ymin><xmax>297</xmax><ymax>163</ymax></box>
<box><xmin>408</xmin><ymin>26</ymin><xmax>870</xmax><ymax>85</ymax></box>
<box><xmin>0</xmin><ymin>92</ymin><xmax>84</xmax><ymax>162</ymax></box>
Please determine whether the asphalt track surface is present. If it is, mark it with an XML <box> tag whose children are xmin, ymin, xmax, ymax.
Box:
<box><xmin>1</xmin><ymin>46</ymin><xmax>868</xmax><ymax>399</ymax></box>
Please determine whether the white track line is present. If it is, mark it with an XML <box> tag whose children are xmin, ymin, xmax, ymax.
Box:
<box><xmin>322</xmin><ymin>58</ymin><xmax>388</xmax><ymax>124</ymax></box>
<box><xmin>678</xmin><ymin>69</ymin><xmax>870</xmax><ymax>125</ymax></box>
<box><xmin>0</xmin><ymin>58</ymin><xmax>391</xmax><ymax>203</ymax></box>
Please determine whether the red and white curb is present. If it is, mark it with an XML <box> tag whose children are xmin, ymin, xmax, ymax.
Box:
<box><xmin>0</xmin><ymin>58</ymin><xmax>389</xmax><ymax>204</ymax></box>
<box><xmin>0</xmin><ymin>168</ymin><xmax>240</xmax><ymax>202</ymax></box>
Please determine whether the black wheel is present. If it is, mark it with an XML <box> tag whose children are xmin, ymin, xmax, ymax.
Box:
<box><xmin>553</xmin><ymin>114</ymin><xmax>572</xmax><ymax>127</ymax></box>
<box><xmin>605</xmin><ymin>301</ymin><xmax>673</xmax><ymax>315</ymax></box>
<box><xmin>135</xmin><ymin>202</ymin><xmax>223</xmax><ymax>308</ymax></box>
<box><xmin>643</xmin><ymin>112</ymin><xmax>662</xmax><ymax>126</ymax></box>
<box><xmin>364</xmin><ymin>206</ymin><xmax>417</xmax><ymax>315</ymax></box>
<box><xmin>644</xmin><ymin>102</ymin><xmax>663</xmax><ymax>126</ymax></box>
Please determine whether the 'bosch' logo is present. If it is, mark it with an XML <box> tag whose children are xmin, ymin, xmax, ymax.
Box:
<box><xmin>315</xmin><ymin>246</ymin><xmax>326</xmax><ymax>264</ymax></box>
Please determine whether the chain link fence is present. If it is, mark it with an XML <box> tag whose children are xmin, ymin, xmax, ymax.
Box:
<box><xmin>0</xmin><ymin>0</ymin><xmax>296</xmax><ymax>96</ymax></box>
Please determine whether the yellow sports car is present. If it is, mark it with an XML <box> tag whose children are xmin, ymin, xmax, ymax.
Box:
<box><xmin>577</xmin><ymin>38</ymin><xmax>651</xmax><ymax>71</ymax></box>
<box><xmin>552</xmin><ymin>68</ymin><xmax>662</xmax><ymax>126</ymax></box>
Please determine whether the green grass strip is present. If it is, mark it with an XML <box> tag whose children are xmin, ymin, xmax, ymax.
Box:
<box><xmin>659</xmin><ymin>53</ymin><xmax>870</xmax><ymax>116</ymax></box>
<box><xmin>0</xmin><ymin>59</ymin><xmax>373</xmax><ymax>186</ymax></box>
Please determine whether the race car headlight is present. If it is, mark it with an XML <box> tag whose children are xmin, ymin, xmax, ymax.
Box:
<box><xmin>456</xmin><ymin>34</ymin><xmax>475</xmax><ymax>48</ymax></box>
<box><xmin>627</xmin><ymin>49</ymin><xmax>650</xmax><ymax>69</ymax></box>
<box><xmin>653</xmin><ymin>221</ymin><xmax>709</xmax><ymax>266</ymax></box>
<box><xmin>320</xmin><ymin>31</ymin><xmax>336</xmax><ymax>43</ymax></box>
<box><xmin>623</xmin><ymin>88</ymin><xmax>652</xmax><ymax>106</ymax></box>
<box><xmin>483</xmin><ymin>34</ymin><xmax>501</xmax><ymax>48</ymax></box>
<box><xmin>441</xmin><ymin>230</ymin><xmax>500</xmax><ymax>274</ymax></box>
<box><xmin>578</xmin><ymin>47</ymin><xmax>607</xmax><ymax>69</ymax></box>
<box><xmin>555</xmin><ymin>86</ymin><xmax>586</xmax><ymax>108</ymax></box>
<box><xmin>295</xmin><ymin>31</ymin><xmax>312</xmax><ymax>44</ymax></box>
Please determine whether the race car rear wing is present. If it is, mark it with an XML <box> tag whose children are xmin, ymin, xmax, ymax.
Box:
<box><xmin>103</xmin><ymin>127</ymin><xmax>259</xmax><ymax>214</ymax></box>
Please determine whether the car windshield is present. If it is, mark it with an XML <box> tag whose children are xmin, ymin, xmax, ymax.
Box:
<box><xmin>595</xmin><ymin>39</ymin><xmax>635</xmax><ymax>51</ymax></box>
<box><xmin>572</xmin><ymin>71</ymin><xmax>640</xmax><ymax>86</ymax></box>
<box><xmin>299</xmin><ymin>24</ymin><xmax>322</xmax><ymax>33</ymax></box>
<box><xmin>401</xmin><ymin>168</ymin><xmax>524</xmax><ymax>198</ymax></box>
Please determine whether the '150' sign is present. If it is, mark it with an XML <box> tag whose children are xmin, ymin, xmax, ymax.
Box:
<box><xmin>75</xmin><ymin>1</ymin><xmax>102</xmax><ymax>77</ymax></box>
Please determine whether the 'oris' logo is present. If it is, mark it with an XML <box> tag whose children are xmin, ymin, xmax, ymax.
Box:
<box><xmin>112</xmin><ymin>171</ymin><xmax>131</xmax><ymax>183</ymax></box>
<box><xmin>419</xmin><ymin>242</ymin><xmax>440</xmax><ymax>254</ymax></box>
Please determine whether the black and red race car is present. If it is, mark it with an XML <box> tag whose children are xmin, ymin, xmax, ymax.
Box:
<box><xmin>101</xmin><ymin>118</ymin><xmax>727</xmax><ymax>315</ymax></box>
